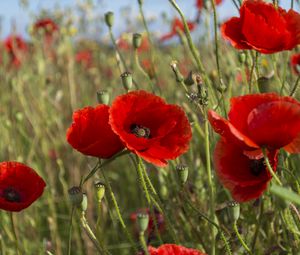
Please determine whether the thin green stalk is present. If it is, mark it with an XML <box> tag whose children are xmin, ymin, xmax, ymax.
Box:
<box><xmin>101</xmin><ymin>168</ymin><xmax>138</xmax><ymax>253</ymax></box>
<box><xmin>204</xmin><ymin>114</ymin><xmax>216</xmax><ymax>255</ymax></box>
<box><xmin>262</xmin><ymin>148</ymin><xmax>282</xmax><ymax>186</ymax></box>
<box><xmin>67</xmin><ymin>207</ymin><xmax>75</xmax><ymax>255</ymax></box>
<box><xmin>136</xmin><ymin>156</ymin><xmax>151</xmax><ymax>204</ymax></box>
<box><xmin>291</xmin><ymin>0</ymin><xmax>294</xmax><ymax>9</ymax></box>
<box><xmin>248</xmin><ymin>51</ymin><xmax>258</xmax><ymax>94</ymax></box>
<box><xmin>80</xmin><ymin>212</ymin><xmax>103</xmax><ymax>254</ymax></box>
<box><xmin>251</xmin><ymin>200</ymin><xmax>264</xmax><ymax>251</ymax></box>
<box><xmin>290</xmin><ymin>75</ymin><xmax>300</xmax><ymax>97</ymax></box>
<box><xmin>233</xmin><ymin>222</ymin><xmax>253</xmax><ymax>255</ymax></box>
<box><xmin>139</xmin><ymin>232</ymin><xmax>150</xmax><ymax>255</ymax></box>
<box><xmin>9</xmin><ymin>212</ymin><xmax>20</xmax><ymax>255</ymax></box>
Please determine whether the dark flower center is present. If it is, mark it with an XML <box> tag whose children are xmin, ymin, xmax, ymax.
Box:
<box><xmin>130</xmin><ymin>124</ymin><xmax>151</xmax><ymax>138</ymax></box>
<box><xmin>3</xmin><ymin>187</ymin><xmax>21</xmax><ymax>202</ymax></box>
<box><xmin>249</xmin><ymin>158</ymin><xmax>265</xmax><ymax>177</ymax></box>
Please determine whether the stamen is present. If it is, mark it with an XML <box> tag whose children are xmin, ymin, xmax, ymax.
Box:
<box><xmin>3</xmin><ymin>187</ymin><xmax>21</xmax><ymax>202</ymax></box>
<box><xmin>130</xmin><ymin>124</ymin><xmax>151</xmax><ymax>138</ymax></box>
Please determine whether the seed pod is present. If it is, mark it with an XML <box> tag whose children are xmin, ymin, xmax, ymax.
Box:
<box><xmin>94</xmin><ymin>181</ymin><xmax>105</xmax><ymax>203</ymax></box>
<box><xmin>97</xmin><ymin>90</ymin><xmax>110</xmax><ymax>105</ymax></box>
<box><xmin>176</xmin><ymin>164</ymin><xmax>189</xmax><ymax>185</ymax></box>
<box><xmin>105</xmin><ymin>12</ymin><xmax>114</xmax><ymax>28</ymax></box>
<box><xmin>132</xmin><ymin>33</ymin><xmax>142</xmax><ymax>49</ymax></box>
<box><xmin>137</xmin><ymin>213</ymin><xmax>149</xmax><ymax>233</ymax></box>
<box><xmin>226</xmin><ymin>200</ymin><xmax>240</xmax><ymax>223</ymax></box>
<box><xmin>121</xmin><ymin>71</ymin><xmax>133</xmax><ymax>90</ymax></box>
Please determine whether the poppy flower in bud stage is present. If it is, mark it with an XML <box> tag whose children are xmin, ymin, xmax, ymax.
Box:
<box><xmin>117</xmin><ymin>35</ymin><xmax>150</xmax><ymax>53</ymax></box>
<box><xmin>109</xmin><ymin>90</ymin><xmax>192</xmax><ymax>167</ymax></box>
<box><xmin>66</xmin><ymin>105</ymin><xmax>125</xmax><ymax>158</ymax></box>
<box><xmin>4</xmin><ymin>35</ymin><xmax>28</xmax><ymax>67</ymax></box>
<box><xmin>209</xmin><ymin>93</ymin><xmax>300</xmax><ymax>201</ymax></box>
<box><xmin>160</xmin><ymin>17</ymin><xmax>196</xmax><ymax>42</ymax></box>
<box><xmin>196</xmin><ymin>0</ymin><xmax>223</xmax><ymax>10</ymax></box>
<box><xmin>0</xmin><ymin>162</ymin><xmax>46</xmax><ymax>212</ymax></box>
<box><xmin>148</xmin><ymin>244</ymin><xmax>207</xmax><ymax>255</ymax></box>
<box><xmin>130</xmin><ymin>208</ymin><xmax>165</xmax><ymax>239</ymax></box>
<box><xmin>221</xmin><ymin>0</ymin><xmax>300</xmax><ymax>54</ymax></box>
<box><xmin>291</xmin><ymin>53</ymin><xmax>300</xmax><ymax>75</ymax></box>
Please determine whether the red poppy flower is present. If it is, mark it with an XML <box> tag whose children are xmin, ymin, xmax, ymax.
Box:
<box><xmin>130</xmin><ymin>208</ymin><xmax>164</xmax><ymax>238</ymax></box>
<box><xmin>109</xmin><ymin>90</ymin><xmax>192</xmax><ymax>167</ymax></box>
<box><xmin>34</xmin><ymin>18</ymin><xmax>58</xmax><ymax>40</ymax></box>
<box><xmin>148</xmin><ymin>244</ymin><xmax>206</xmax><ymax>255</ymax></box>
<box><xmin>75</xmin><ymin>50</ymin><xmax>93</xmax><ymax>68</ymax></box>
<box><xmin>291</xmin><ymin>53</ymin><xmax>300</xmax><ymax>75</ymax></box>
<box><xmin>160</xmin><ymin>18</ymin><xmax>197</xmax><ymax>42</ymax></box>
<box><xmin>4</xmin><ymin>35</ymin><xmax>28</xmax><ymax>67</ymax></box>
<box><xmin>196</xmin><ymin>0</ymin><xmax>223</xmax><ymax>10</ymax></box>
<box><xmin>0</xmin><ymin>162</ymin><xmax>46</xmax><ymax>212</ymax></box>
<box><xmin>208</xmin><ymin>93</ymin><xmax>300</xmax><ymax>153</ymax></box>
<box><xmin>214</xmin><ymin>138</ymin><xmax>278</xmax><ymax>202</ymax></box>
<box><xmin>66</xmin><ymin>105</ymin><xmax>124</xmax><ymax>158</ymax></box>
<box><xmin>221</xmin><ymin>0</ymin><xmax>300</xmax><ymax>54</ymax></box>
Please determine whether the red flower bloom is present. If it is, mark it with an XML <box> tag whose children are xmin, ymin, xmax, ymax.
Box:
<box><xmin>196</xmin><ymin>0</ymin><xmax>223</xmax><ymax>10</ymax></box>
<box><xmin>208</xmin><ymin>93</ymin><xmax>300</xmax><ymax>153</ymax></box>
<box><xmin>209</xmin><ymin>93</ymin><xmax>300</xmax><ymax>201</ymax></box>
<box><xmin>214</xmin><ymin>138</ymin><xmax>278</xmax><ymax>202</ymax></box>
<box><xmin>291</xmin><ymin>53</ymin><xmax>300</xmax><ymax>75</ymax></box>
<box><xmin>0</xmin><ymin>162</ymin><xmax>46</xmax><ymax>212</ymax></box>
<box><xmin>130</xmin><ymin>208</ymin><xmax>164</xmax><ymax>238</ymax></box>
<box><xmin>66</xmin><ymin>105</ymin><xmax>124</xmax><ymax>158</ymax></box>
<box><xmin>4</xmin><ymin>35</ymin><xmax>28</xmax><ymax>67</ymax></box>
<box><xmin>109</xmin><ymin>90</ymin><xmax>192</xmax><ymax>167</ymax></box>
<box><xmin>160</xmin><ymin>18</ymin><xmax>196</xmax><ymax>42</ymax></box>
<box><xmin>75</xmin><ymin>50</ymin><xmax>93</xmax><ymax>68</ymax></box>
<box><xmin>34</xmin><ymin>18</ymin><xmax>58</xmax><ymax>40</ymax></box>
<box><xmin>221</xmin><ymin>0</ymin><xmax>300</xmax><ymax>54</ymax></box>
<box><xmin>148</xmin><ymin>244</ymin><xmax>206</xmax><ymax>255</ymax></box>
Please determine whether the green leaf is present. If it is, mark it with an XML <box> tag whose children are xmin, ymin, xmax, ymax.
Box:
<box><xmin>270</xmin><ymin>184</ymin><xmax>300</xmax><ymax>206</ymax></box>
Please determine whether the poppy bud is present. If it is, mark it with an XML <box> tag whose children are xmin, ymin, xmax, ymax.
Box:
<box><xmin>138</xmin><ymin>0</ymin><xmax>143</xmax><ymax>5</ymax></box>
<box><xmin>226</xmin><ymin>201</ymin><xmax>240</xmax><ymax>223</ymax></box>
<box><xmin>238</xmin><ymin>52</ymin><xmax>246</xmax><ymax>64</ymax></box>
<box><xmin>94</xmin><ymin>181</ymin><xmax>105</xmax><ymax>203</ymax></box>
<box><xmin>105</xmin><ymin>12</ymin><xmax>114</xmax><ymax>28</ymax></box>
<box><xmin>176</xmin><ymin>164</ymin><xmax>189</xmax><ymax>185</ymax></box>
<box><xmin>97</xmin><ymin>90</ymin><xmax>110</xmax><ymax>105</ymax></box>
<box><xmin>184</xmin><ymin>71</ymin><xmax>196</xmax><ymax>86</ymax></box>
<box><xmin>137</xmin><ymin>213</ymin><xmax>149</xmax><ymax>233</ymax></box>
<box><xmin>121</xmin><ymin>71</ymin><xmax>133</xmax><ymax>90</ymax></box>
<box><xmin>257</xmin><ymin>74</ymin><xmax>277</xmax><ymax>93</ymax></box>
<box><xmin>170</xmin><ymin>60</ymin><xmax>184</xmax><ymax>83</ymax></box>
<box><xmin>132</xmin><ymin>33</ymin><xmax>142</xmax><ymax>49</ymax></box>
<box><xmin>68</xmin><ymin>186</ymin><xmax>83</xmax><ymax>207</ymax></box>
<box><xmin>81</xmin><ymin>193</ymin><xmax>88</xmax><ymax>212</ymax></box>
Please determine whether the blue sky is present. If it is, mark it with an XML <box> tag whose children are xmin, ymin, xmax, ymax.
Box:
<box><xmin>0</xmin><ymin>0</ymin><xmax>298</xmax><ymax>40</ymax></box>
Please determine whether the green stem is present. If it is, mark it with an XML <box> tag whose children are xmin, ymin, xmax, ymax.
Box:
<box><xmin>233</xmin><ymin>222</ymin><xmax>253</xmax><ymax>255</ymax></box>
<box><xmin>9</xmin><ymin>212</ymin><xmax>20</xmax><ymax>255</ymax></box>
<box><xmin>262</xmin><ymin>148</ymin><xmax>282</xmax><ymax>186</ymax></box>
<box><xmin>290</xmin><ymin>75</ymin><xmax>300</xmax><ymax>97</ymax></box>
<box><xmin>139</xmin><ymin>232</ymin><xmax>150</xmax><ymax>255</ymax></box>
<box><xmin>204</xmin><ymin>114</ymin><xmax>216</xmax><ymax>255</ymax></box>
<box><xmin>251</xmin><ymin>200</ymin><xmax>264</xmax><ymax>251</ymax></box>
<box><xmin>67</xmin><ymin>207</ymin><xmax>75</xmax><ymax>255</ymax></box>
<box><xmin>80</xmin><ymin>212</ymin><xmax>103</xmax><ymax>254</ymax></box>
<box><xmin>101</xmin><ymin>168</ymin><xmax>138</xmax><ymax>253</ymax></box>
<box><xmin>248</xmin><ymin>51</ymin><xmax>258</xmax><ymax>94</ymax></box>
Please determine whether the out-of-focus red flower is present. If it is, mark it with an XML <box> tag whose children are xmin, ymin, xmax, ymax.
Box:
<box><xmin>66</xmin><ymin>105</ymin><xmax>125</xmax><ymax>158</ymax></box>
<box><xmin>0</xmin><ymin>162</ymin><xmax>46</xmax><ymax>212</ymax></box>
<box><xmin>291</xmin><ymin>53</ymin><xmax>300</xmax><ymax>75</ymax></box>
<box><xmin>196</xmin><ymin>0</ymin><xmax>223</xmax><ymax>10</ymax></box>
<box><xmin>130</xmin><ymin>208</ymin><xmax>164</xmax><ymax>239</ymax></box>
<box><xmin>141</xmin><ymin>59</ymin><xmax>155</xmax><ymax>78</ymax></box>
<box><xmin>214</xmin><ymin>138</ymin><xmax>278</xmax><ymax>202</ymax></box>
<box><xmin>208</xmin><ymin>93</ymin><xmax>300</xmax><ymax>202</ymax></box>
<box><xmin>109</xmin><ymin>90</ymin><xmax>192</xmax><ymax>167</ymax></box>
<box><xmin>34</xmin><ymin>18</ymin><xmax>58</xmax><ymax>43</ymax></box>
<box><xmin>75</xmin><ymin>50</ymin><xmax>93</xmax><ymax>68</ymax></box>
<box><xmin>148</xmin><ymin>244</ymin><xmax>206</xmax><ymax>255</ymax></box>
<box><xmin>221</xmin><ymin>0</ymin><xmax>300</xmax><ymax>54</ymax></box>
<box><xmin>160</xmin><ymin>17</ymin><xmax>197</xmax><ymax>42</ymax></box>
<box><xmin>4</xmin><ymin>35</ymin><xmax>28</xmax><ymax>67</ymax></box>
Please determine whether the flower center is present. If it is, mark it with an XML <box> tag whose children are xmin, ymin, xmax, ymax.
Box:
<box><xmin>130</xmin><ymin>124</ymin><xmax>151</xmax><ymax>138</ymax></box>
<box><xmin>249</xmin><ymin>158</ymin><xmax>265</xmax><ymax>177</ymax></box>
<box><xmin>3</xmin><ymin>187</ymin><xmax>21</xmax><ymax>202</ymax></box>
